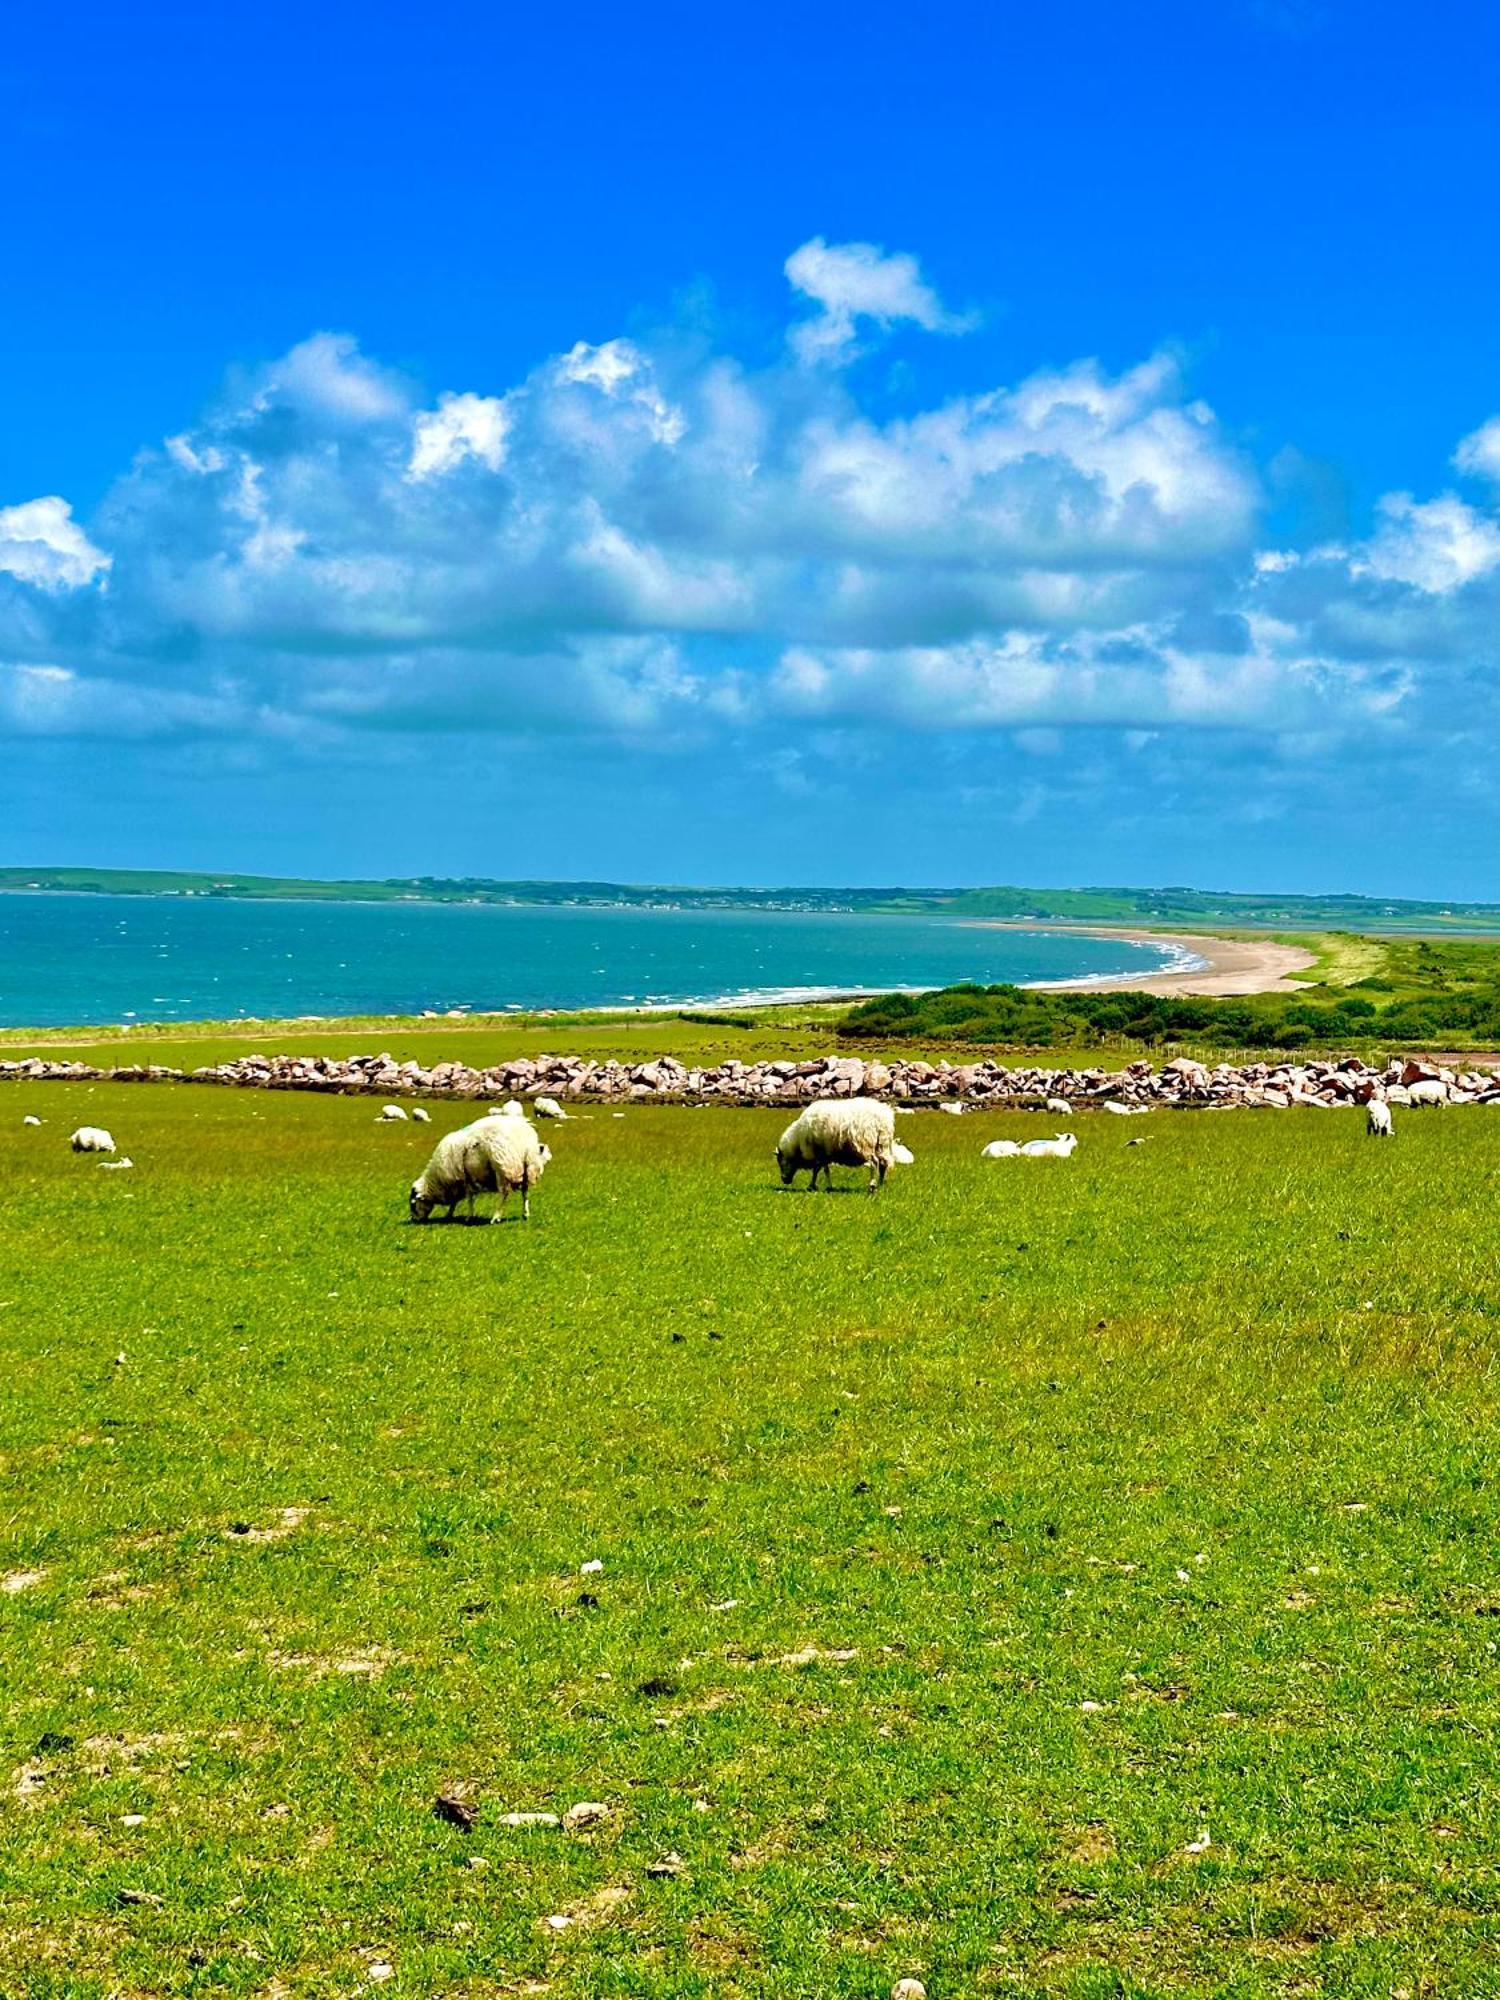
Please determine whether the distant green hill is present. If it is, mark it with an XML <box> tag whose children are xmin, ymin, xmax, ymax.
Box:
<box><xmin>3</xmin><ymin>866</ymin><xmax>1500</xmax><ymax>932</ymax></box>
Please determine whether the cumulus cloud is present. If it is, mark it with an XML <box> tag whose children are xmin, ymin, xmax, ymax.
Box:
<box><xmin>0</xmin><ymin>497</ymin><xmax>110</xmax><ymax>590</ymax></box>
<box><xmin>3</xmin><ymin>239</ymin><xmax>1500</xmax><ymax>798</ymax></box>
<box><xmin>408</xmin><ymin>392</ymin><xmax>510</xmax><ymax>479</ymax></box>
<box><xmin>785</xmin><ymin>237</ymin><xmax>971</xmax><ymax>363</ymax></box>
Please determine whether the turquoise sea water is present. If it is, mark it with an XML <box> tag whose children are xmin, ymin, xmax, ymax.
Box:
<box><xmin>0</xmin><ymin>895</ymin><xmax>1189</xmax><ymax>1028</ymax></box>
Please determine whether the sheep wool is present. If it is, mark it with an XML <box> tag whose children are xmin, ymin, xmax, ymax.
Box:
<box><xmin>775</xmin><ymin>1097</ymin><xmax>897</xmax><ymax>1195</ymax></box>
<box><xmin>69</xmin><ymin>1127</ymin><xmax>116</xmax><ymax>1154</ymax></box>
<box><xmin>409</xmin><ymin>1116</ymin><xmax>551</xmax><ymax>1224</ymax></box>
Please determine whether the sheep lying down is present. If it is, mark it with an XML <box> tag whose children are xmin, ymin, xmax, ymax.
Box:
<box><xmin>776</xmin><ymin>1098</ymin><xmax>897</xmax><ymax>1195</ymax></box>
<box><xmin>409</xmin><ymin>1116</ymin><xmax>551</xmax><ymax>1223</ymax></box>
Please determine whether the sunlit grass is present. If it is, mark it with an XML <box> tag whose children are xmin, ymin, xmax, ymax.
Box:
<box><xmin>2</xmin><ymin>1086</ymin><xmax>1498</xmax><ymax>1995</ymax></box>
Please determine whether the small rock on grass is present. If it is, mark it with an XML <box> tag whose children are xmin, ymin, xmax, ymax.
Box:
<box><xmin>498</xmin><ymin>1811</ymin><xmax>561</xmax><ymax>1828</ymax></box>
<box><xmin>562</xmin><ymin>1800</ymin><xmax>610</xmax><ymax>1833</ymax></box>
<box><xmin>646</xmin><ymin>1851</ymin><xmax>686</xmax><ymax>1878</ymax></box>
<box><xmin>892</xmin><ymin>1981</ymin><xmax>927</xmax><ymax>2000</ymax></box>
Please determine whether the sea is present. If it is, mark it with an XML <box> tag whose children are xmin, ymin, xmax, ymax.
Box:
<box><xmin>0</xmin><ymin>893</ymin><xmax>1197</xmax><ymax>1029</ymax></box>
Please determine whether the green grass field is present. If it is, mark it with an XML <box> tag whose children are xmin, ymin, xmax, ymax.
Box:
<box><xmin>3</xmin><ymin>1087</ymin><xmax>1499</xmax><ymax>1997</ymax></box>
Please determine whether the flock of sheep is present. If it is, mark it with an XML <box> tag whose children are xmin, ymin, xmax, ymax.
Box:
<box><xmin>41</xmin><ymin>1082</ymin><xmax>1403</xmax><ymax>1221</ymax></box>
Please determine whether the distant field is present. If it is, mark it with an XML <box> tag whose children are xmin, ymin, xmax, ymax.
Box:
<box><xmin>3</xmin><ymin>1088</ymin><xmax>1498</xmax><ymax>1996</ymax></box>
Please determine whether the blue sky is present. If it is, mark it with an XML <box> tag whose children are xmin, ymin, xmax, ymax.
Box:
<box><xmin>4</xmin><ymin>0</ymin><xmax>1500</xmax><ymax>892</ymax></box>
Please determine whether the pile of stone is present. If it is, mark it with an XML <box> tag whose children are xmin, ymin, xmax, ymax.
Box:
<box><xmin>3</xmin><ymin>1048</ymin><xmax>1498</xmax><ymax>1109</ymax></box>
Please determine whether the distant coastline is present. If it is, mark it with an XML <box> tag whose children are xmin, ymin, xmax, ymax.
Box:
<box><xmin>962</xmin><ymin>923</ymin><xmax>1316</xmax><ymax>996</ymax></box>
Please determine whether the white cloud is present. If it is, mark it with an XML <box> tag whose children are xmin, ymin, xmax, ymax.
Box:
<box><xmin>785</xmin><ymin>237</ymin><xmax>971</xmax><ymax>364</ymax></box>
<box><xmin>0</xmin><ymin>497</ymin><xmax>110</xmax><ymax>590</ymax></box>
<box><xmin>3</xmin><ymin>238</ymin><xmax>1499</xmax><ymax>783</ymax></box>
<box><xmin>1455</xmin><ymin>416</ymin><xmax>1500</xmax><ymax>483</ymax></box>
<box><xmin>1357</xmin><ymin>493</ymin><xmax>1500</xmax><ymax>592</ymax></box>
<box><xmin>408</xmin><ymin>392</ymin><xmax>510</xmax><ymax>479</ymax></box>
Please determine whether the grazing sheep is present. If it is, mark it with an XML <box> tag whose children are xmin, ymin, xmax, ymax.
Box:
<box><xmin>1406</xmin><ymin>1080</ymin><xmax>1448</xmax><ymax>1108</ymax></box>
<box><xmin>980</xmin><ymin>1139</ymin><xmax>1022</xmax><ymax>1159</ymax></box>
<box><xmin>409</xmin><ymin>1116</ymin><xmax>552</xmax><ymax>1224</ymax></box>
<box><xmin>1046</xmin><ymin>1097</ymin><xmax>1074</xmax><ymax>1116</ymax></box>
<box><xmin>1020</xmin><ymin>1132</ymin><xmax>1079</xmax><ymax>1160</ymax></box>
<box><xmin>487</xmin><ymin>1099</ymin><xmax>526</xmax><ymax>1118</ymax></box>
<box><xmin>377</xmin><ymin>1104</ymin><xmax>409</xmax><ymax>1122</ymax></box>
<box><xmin>937</xmin><ymin>1102</ymin><xmax>965</xmax><ymax>1116</ymax></box>
<box><xmin>1367</xmin><ymin>1098</ymin><xmax>1395</xmax><ymax>1138</ymax></box>
<box><xmin>1103</xmin><ymin>1101</ymin><xmax>1148</xmax><ymax>1116</ymax></box>
<box><xmin>891</xmin><ymin>1141</ymin><xmax>916</xmax><ymax>1167</ymax></box>
<box><xmin>410</xmin><ymin>1106</ymin><xmax>431</xmax><ymax>1123</ymax></box>
<box><xmin>23</xmin><ymin>1115</ymin><xmax>41</xmax><ymax>1127</ymax></box>
<box><xmin>533</xmin><ymin>1096</ymin><xmax>568</xmax><ymax>1120</ymax></box>
<box><xmin>69</xmin><ymin>1127</ymin><xmax>115</xmax><ymax>1154</ymax></box>
<box><xmin>775</xmin><ymin>1098</ymin><xmax>897</xmax><ymax>1194</ymax></box>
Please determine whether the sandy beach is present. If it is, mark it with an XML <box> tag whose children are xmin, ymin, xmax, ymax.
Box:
<box><xmin>968</xmin><ymin>925</ymin><xmax>1318</xmax><ymax>997</ymax></box>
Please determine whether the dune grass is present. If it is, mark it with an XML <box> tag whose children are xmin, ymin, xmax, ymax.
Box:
<box><xmin>2</xmin><ymin>1087</ymin><xmax>1498</xmax><ymax>1997</ymax></box>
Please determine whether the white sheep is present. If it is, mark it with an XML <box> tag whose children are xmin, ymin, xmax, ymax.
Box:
<box><xmin>533</xmin><ymin>1096</ymin><xmax>568</xmax><ymax>1120</ymax></box>
<box><xmin>69</xmin><ymin>1127</ymin><xmax>115</xmax><ymax>1154</ymax></box>
<box><xmin>1103</xmin><ymin>1101</ymin><xmax>1148</xmax><ymax>1116</ymax></box>
<box><xmin>980</xmin><ymin>1139</ymin><xmax>1022</xmax><ymax>1159</ymax></box>
<box><xmin>1367</xmin><ymin>1099</ymin><xmax>1394</xmax><ymax>1137</ymax></box>
<box><xmin>488</xmin><ymin>1099</ymin><xmax>526</xmax><ymax>1118</ymax></box>
<box><xmin>1046</xmin><ymin>1097</ymin><xmax>1074</xmax><ymax>1116</ymax></box>
<box><xmin>775</xmin><ymin>1098</ymin><xmax>897</xmax><ymax>1194</ymax></box>
<box><xmin>410</xmin><ymin>1106</ymin><xmax>431</xmax><ymax>1123</ymax></box>
<box><xmin>409</xmin><ymin>1116</ymin><xmax>552</xmax><ymax>1224</ymax></box>
<box><xmin>23</xmin><ymin>1115</ymin><xmax>41</xmax><ymax>1127</ymax></box>
<box><xmin>937</xmin><ymin>1102</ymin><xmax>966</xmax><ymax>1116</ymax></box>
<box><xmin>1020</xmin><ymin>1132</ymin><xmax>1079</xmax><ymax>1159</ymax></box>
<box><xmin>891</xmin><ymin>1141</ymin><xmax>916</xmax><ymax>1167</ymax></box>
<box><xmin>1406</xmin><ymin>1080</ymin><xmax>1448</xmax><ymax>1108</ymax></box>
<box><xmin>377</xmin><ymin>1104</ymin><xmax>409</xmax><ymax>1122</ymax></box>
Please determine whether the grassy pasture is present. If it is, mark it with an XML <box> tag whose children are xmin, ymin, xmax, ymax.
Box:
<box><xmin>2</xmin><ymin>1088</ymin><xmax>1499</xmax><ymax>1997</ymax></box>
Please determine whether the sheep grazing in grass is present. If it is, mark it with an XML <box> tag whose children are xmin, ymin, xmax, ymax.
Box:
<box><xmin>1046</xmin><ymin>1097</ymin><xmax>1073</xmax><ymax>1117</ymax></box>
<box><xmin>1103</xmin><ymin>1101</ymin><xmax>1147</xmax><ymax>1116</ymax></box>
<box><xmin>891</xmin><ymin>1141</ymin><xmax>916</xmax><ymax>1167</ymax></box>
<box><xmin>410</xmin><ymin>1106</ymin><xmax>431</xmax><ymax>1124</ymax></box>
<box><xmin>69</xmin><ymin>1127</ymin><xmax>115</xmax><ymax>1154</ymax></box>
<box><xmin>1020</xmin><ymin>1132</ymin><xmax>1079</xmax><ymax>1160</ymax></box>
<box><xmin>775</xmin><ymin>1098</ymin><xmax>897</xmax><ymax>1195</ymax></box>
<box><xmin>1367</xmin><ymin>1099</ymin><xmax>1395</xmax><ymax>1138</ymax></box>
<box><xmin>409</xmin><ymin>1116</ymin><xmax>552</xmax><ymax>1224</ymax></box>
<box><xmin>937</xmin><ymin>1102</ymin><xmax>965</xmax><ymax>1117</ymax></box>
<box><xmin>1406</xmin><ymin>1080</ymin><xmax>1448</xmax><ymax>1108</ymax></box>
<box><xmin>980</xmin><ymin>1139</ymin><xmax>1022</xmax><ymax>1159</ymax></box>
<box><xmin>23</xmin><ymin>1115</ymin><xmax>41</xmax><ymax>1128</ymax></box>
<box><xmin>377</xmin><ymin>1104</ymin><xmax>409</xmax><ymax>1122</ymax></box>
<box><xmin>533</xmin><ymin>1096</ymin><xmax>568</xmax><ymax>1120</ymax></box>
<box><xmin>488</xmin><ymin>1099</ymin><xmax>526</xmax><ymax>1118</ymax></box>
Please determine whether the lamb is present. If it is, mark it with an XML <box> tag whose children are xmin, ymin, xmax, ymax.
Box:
<box><xmin>69</xmin><ymin>1127</ymin><xmax>115</xmax><ymax>1154</ymax></box>
<box><xmin>1103</xmin><ymin>1101</ymin><xmax>1148</xmax><ymax>1116</ymax></box>
<box><xmin>488</xmin><ymin>1100</ymin><xmax>526</xmax><ymax>1118</ymax></box>
<box><xmin>377</xmin><ymin>1104</ymin><xmax>408</xmax><ymax>1122</ymax></box>
<box><xmin>1406</xmin><ymin>1080</ymin><xmax>1448</xmax><ymax>1108</ymax></box>
<box><xmin>775</xmin><ymin>1098</ymin><xmax>897</xmax><ymax>1194</ymax></box>
<box><xmin>937</xmin><ymin>1102</ymin><xmax>965</xmax><ymax>1116</ymax></box>
<box><xmin>23</xmin><ymin>1115</ymin><xmax>41</xmax><ymax>1127</ymax></box>
<box><xmin>1367</xmin><ymin>1098</ymin><xmax>1395</xmax><ymax>1137</ymax></box>
<box><xmin>1046</xmin><ymin>1097</ymin><xmax>1074</xmax><ymax>1116</ymax></box>
<box><xmin>410</xmin><ymin>1106</ymin><xmax>431</xmax><ymax>1123</ymax></box>
<box><xmin>409</xmin><ymin>1116</ymin><xmax>552</xmax><ymax>1224</ymax></box>
<box><xmin>533</xmin><ymin>1096</ymin><xmax>568</xmax><ymax>1120</ymax></box>
<box><xmin>891</xmin><ymin>1141</ymin><xmax>916</xmax><ymax>1167</ymax></box>
<box><xmin>1020</xmin><ymin>1132</ymin><xmax>1079</xmax><ymax>1159</ymax></box>
<box><xmin>980</xmin><ymin>1139</ymin><xmax>1022</xmax><ymax>1159</ymax></box>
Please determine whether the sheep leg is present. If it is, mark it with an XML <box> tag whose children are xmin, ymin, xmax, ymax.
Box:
<box><xmin>491</xmin><ymin>1187</ymin><xmax>508</xmax><ymax>1225</ymax></box>
<box><xmin>521</xmin><ymin>1167</ymin><xmax>532</xmax><ymax>1220</ymax></box>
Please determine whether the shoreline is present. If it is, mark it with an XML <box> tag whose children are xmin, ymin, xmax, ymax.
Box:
<box><xmin>962</xmin><ymin>924</ymin><xmax>1318</xmax><ymax>997</ymax></box>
